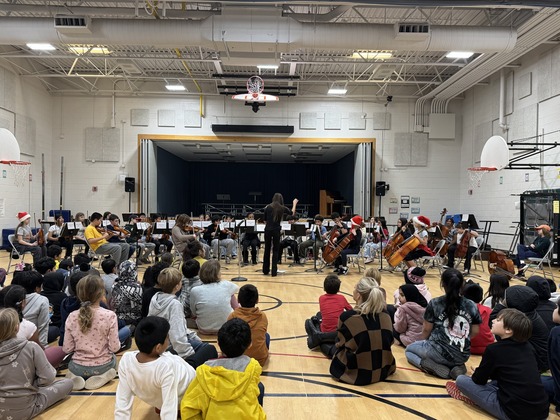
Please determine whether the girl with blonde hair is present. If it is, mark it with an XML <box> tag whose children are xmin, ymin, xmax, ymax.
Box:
<box><xmin>329</xmin><ymin>277</ymin><xmax>396</xmax><ymax>385</ymax></box>
<box><xmin>63</xmin><ymin>275</ymin><xmax>121</xmax><ymax>390</ymax></box>
<box><xmin>0</xmin><ymin>307</ymin><xmax>73</xmax><ymax>418</ymax></box>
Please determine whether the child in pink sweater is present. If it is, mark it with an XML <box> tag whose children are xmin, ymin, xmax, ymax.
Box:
<box><xmin>393</xmin><ymin>284</ymin><xmax>427</xmax><ymax>346</ymax></box>
<box><xmin>63</xmin><ymin>275</ymin><xmax>121</xmax><ymax>390</ymax></box>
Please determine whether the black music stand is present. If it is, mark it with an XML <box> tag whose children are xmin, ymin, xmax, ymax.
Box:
<box><xmin>288</xmin><ymin>224</ymin><xmax>308</xmax><ymax>268</ymax></box>
<box><xmin>305</xmin><ymin>224</ymin><xmax>325</xmax><ymax>274</ymax></box>
<box><xmin>231</xmin><ymin>219</ymin><xmax>252</xmax><ymax>282</ymax></box>
<box><xmin>59</xmin><ymin>223</ymin><xmax>79</xmax><ymax>239</ymax></box>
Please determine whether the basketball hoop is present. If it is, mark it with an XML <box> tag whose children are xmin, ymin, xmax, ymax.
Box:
<box><xmin>467</xmin><ymin>166</ymin><xmax>496</xmax><ymax>189</ymax></box>
<box><xmin>1</xmin><ymin>160</ymin><xmax>31</xmax><ymax>187</ymax></box>
<box><xmin>232</xmin><ymin>75</ymin><xmax>279</xmax><ymax>103</ymax></box>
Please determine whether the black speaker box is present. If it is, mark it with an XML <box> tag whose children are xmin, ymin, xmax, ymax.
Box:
<box><xmin>375</xmin><ymin>181</ymin><xmax>386</xmax><ymax>196</ymax></box>
<box><xmin>124</xmin><ymin>177</ymin><xmax>135</xmax><ymax>193</ymax></box>
<box><xmin>211</xmin><ymin>124</ymin><xmax>294</xmax><ymax>134</ymax></box>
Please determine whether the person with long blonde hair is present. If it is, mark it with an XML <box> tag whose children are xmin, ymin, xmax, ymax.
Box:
<box><xmin>0</xmin><ymin>307</ymin><xmax>73</xmax><ymax>418</ymax></box>
<box><xmin>329</xmin><ymin>277</ymin><xmax>396</xmax><ymax>385</ymax></box>
<box><xmin>63</xmin><ymin>275</ymin><xmax>121</xmax><ymax>391</ymax></box>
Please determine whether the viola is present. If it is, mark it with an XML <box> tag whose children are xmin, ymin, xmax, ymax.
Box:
<box><xmin>488</xmin><ymin>250</ymin><xmax>515</xmax><ymax>276</ymax></box>
<box><xmin>37</xmin><ymin>228</ymin><xmax>45</xmax><ymax>246</ymax></box>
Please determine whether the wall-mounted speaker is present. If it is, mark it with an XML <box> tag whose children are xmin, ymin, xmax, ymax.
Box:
<box><xmin>375</xmin><ymin>181</ymin><xmax>388</xmax><ymax>197</ymax></box>
<box><xmin>124</xmin><ymin>177</ymin><xmax>135</xmax><ymax>193</ymax></box>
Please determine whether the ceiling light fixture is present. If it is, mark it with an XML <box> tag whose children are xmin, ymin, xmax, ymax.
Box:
<box><xmin>27</xmin><ymin>43</ymin><xmax>55</xmax><ymax>51</ymax></box>
<box><xmin>257</xmin><ymin>65</ymin><xmax>279</xmax><ymax>70</ymax></box>
<box><xmin>328</xmin><ymin>83</ymin><xmax>348</xmax><ymax>95</ymax></box>
<box><xmin>165</xmin><ymin>79</ymin><xmax>186</xmax><ymax>91</ymax></box>
<box><xmin>351</xmin><ymin>51</ymin><xmax>393</xmax><ymax>60</ymax></box>
<box><xmin>446</xmin><ymin>51</ymin><xmax>474</xmax><ymax>59</ymax></box>
<box><xmin>69</xmin><ymin>45</ymin><xmax>111</xmax><ymax>55</ymax></box>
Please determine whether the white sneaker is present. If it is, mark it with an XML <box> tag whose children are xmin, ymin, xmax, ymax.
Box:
<box><xmin>84</xmin><ymin>368</ymin><xmax>117</xmax><ymax>390</ymax></box>
<box><xmin>364</xmin><ymin>258</ymin><xmax>374</xmax><ymax>264</ymax></box>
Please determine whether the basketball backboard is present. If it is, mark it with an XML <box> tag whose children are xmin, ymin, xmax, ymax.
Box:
<box><xmin>480</xmin><ymin>135</ymin><xmax>509</xmax><ymax>170</ymax></box>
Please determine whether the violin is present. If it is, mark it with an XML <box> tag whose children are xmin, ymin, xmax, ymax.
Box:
<box><xmin>185</xmin><ymin>225</ymin><xmax>202</xmax><ymax>234</ymax></box>
<box><xmin>488</xmin><ymin>250</ymin><xmax>515</xmax><ymax>276</ymax></box>
<box><xmin>37</xmin><ymin>228</ymin><xmax>45</xmax><ymax>246</ymax></box>
<box><xmin>96</xmin><ymin>226</ymin><xmax>116</xmax><ymax>236</ymax></box>
<box><xmin>113</xmin><ymin>225</ymin><xmax>131</xmax><ymax>236</ymax></box>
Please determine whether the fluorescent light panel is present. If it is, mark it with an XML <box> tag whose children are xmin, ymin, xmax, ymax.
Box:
<box><xmin>69</xmin><ymin>46</ymin><xmax>111</xmax><ymax>55</ymax></box>
<box><xmin>328</xmin><ymin>87</ymin><xmax>347</xmax><ymax>95</ymax></box>
<box><xmin>257</xmin><ymin>64</ymin><xmax>279</xmax><ymax>70</ymax></box>
<box><xmin>27</xmin><ymin>43</ymin><xmax>55</xmax><ymax>51</ymax></box>
<box><xmin>446</xmin><ymin>51</ymin><xmax>474</xmax><ymax>59</ymax></box>
<box><xmin>165</xmin><ymin>84</ymin><xmax>186</xmax><ymax>91</ymax></box>
<box><xmin>351</xmin><ymin>51</ymin><xmax>393</xmax><ymax>60</ymax></box>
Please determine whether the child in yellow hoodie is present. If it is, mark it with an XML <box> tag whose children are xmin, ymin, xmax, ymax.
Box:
<box><xmin>227</xmin><ymin>284</ymin><xmax>269</xmax><ymax>366</ymax></box>
<box><xmin>180</xmin><ymin>318</ymin><xmax>266</xmax><ymax>420</ymax></box>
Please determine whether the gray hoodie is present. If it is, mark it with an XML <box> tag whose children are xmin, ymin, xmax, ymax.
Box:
<box><xmin>0</xmin><ymin>338</ymin><xmax>56</xmax><ymax>411</ymax></box>
<box><xmin>22</xmin><ymin>292</ymin><xmax>50</xmax><ymax>346</ymax></box>
<box><xmin>148</xmin><ymin>292</ymin><xmax>198</xmax><ymax>359</ymax></box>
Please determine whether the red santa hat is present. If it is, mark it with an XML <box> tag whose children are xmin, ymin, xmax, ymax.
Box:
<box><xmin>351</xmin><ymin>215</ymin><xmax>363</xmax><ymax>226</ymax></box>
<box><xmin>17</xmin><ymin>212</ymin><xmax>31</xmax><ymax>223</ymax></box>
<box><xmin>413</xmin><ymin>215</ymin><xmax>430</xmax><ymax>227</ymax></box>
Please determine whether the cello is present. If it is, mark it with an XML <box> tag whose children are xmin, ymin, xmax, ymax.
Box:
<box><xmin>429</xmin><ymin>208</ymin><xmax>449</xmax><ymax>256</ymax></box>
<box><xmin>455</xmin><ymin>228</ymin><xmax>471</xmax><ymax>259</ymax></box>
<box><xmin>386</xmin><ymin>234</ymin><xmax>420</xmax><ymax>267</ymax></box>
<box><xmin>323</xmin><ymin>230</ymin><xmax>355</xmax><ymax>264</ymax></box>
<box><xmin>383</xmin><ymin>220</ymin><xmax>412</xmax><ymax>259</ymax></box>
<box><xmin>488</xmin><ymin>250</ymin><xmax>515</xmax><ymax>276</ymax></box>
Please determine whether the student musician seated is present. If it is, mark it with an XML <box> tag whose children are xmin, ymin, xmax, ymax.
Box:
<box><xmin>203</xmin><ymin>216</ymin><xmax>235</xmax><ymax>263</ymax></box>
<box><xmin>85</xmin><ymin>212</ymin><xmax>130</xmax><ymax>266</ymax></box>
<box><xmin>46</xmin><ymin>213</ymin><xmax>74</xmax><ymax>259</ymax></box>
<box><xmin>241</xmin><ymin>213</ymin><xmax>260</xmax><ymax>266</ymax></box>
<box><xmin>403</xmin><ymin>216</ymin><xmax>434</xmax><ymax>268</ymax></box>
<box><xmin>148</xmin><ymin>214</ymin><xmax>173</xmax><ymax>259</ymax></box>
<box><xmin>278</xmin><ymin>216</ymin><xmax>302</xmax><ymax>265</ymax></box>
<box><xmin>298</xmin><ymin>215</ymin><xmax>327</xmax><ymax>262</ymax></box>
<box><xmin>446</xmin><ymin>222</ymin><xmax>479</xmax><ymax>275</ymax></box>
<box><xmin>513</xmin><ymin>224</ymin><xmax>552</xmax><ymax>278</ymax></box>
<box><xmin>332</xmin><ymin>216</ymin><xmax>363</xmax><ymax>275</ymax></box>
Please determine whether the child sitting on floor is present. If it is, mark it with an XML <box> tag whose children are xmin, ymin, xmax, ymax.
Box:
<box><xmin>305</xmin><ymin>274</ymin><xmax>352</xmax><ymax>350</ymax></box>
<box><xmin>115</xmin><ymin>316</ymin><xmax>196</xmax><ymax>420</ymax></box>
<box><xmin>393</xmin><ymin>284</ymin><xmax>427</xmax><ymax>346</ymax></box>
<box><xmin>228</xmin><ymin>284</ymin><xmax>269</xmax><ymax>366</ymax></box>
<box><xmin>448</xmin><ymin>308</ymin><xmax>549</xmax><ymax>420</ymax></box>
<box><xmin>63</xmin><ymin>275</ymin><xmax>121</xmax><ymax>390</ymax></box>
<box><xmin>178</xmin><ymin>259</ymin><xmax>202</xmax><ymax>328</ymax></box>
<box><xmin>180</xmin><ymin>318</ymin><xmax>266</xmax><ymax>419</ymax></box>
<box><xmin>462</xmin><ymin>281</ymin><xmax>495</xmax><ymax>355</ymax></box>
<box><xmin>0</xmin><ymin>308</ymin><xmax>73</xmax><ymax>419</ymax></box>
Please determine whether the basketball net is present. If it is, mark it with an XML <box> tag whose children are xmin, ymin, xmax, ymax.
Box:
<box><xmin>0</xmin><ymin>160</ymin><xmax>31</xmax><ymax>187</ymax></box>
<box><xmin>467</xmin><ymin>167</ymin><xmax>496</xmax><ymax>189</ymax></box>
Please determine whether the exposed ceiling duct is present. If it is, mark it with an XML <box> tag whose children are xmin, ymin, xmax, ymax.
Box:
<box><xmin>0</xmin><ymin>11</ymin><xmax>517</xmax><ymax>54</ymax></box>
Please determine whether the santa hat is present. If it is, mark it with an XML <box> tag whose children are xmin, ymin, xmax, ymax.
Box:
<box><xmin>413</xmin><ymin>215</ymin><xmax>430</xmax><ymax>227</ymax></box>
<box><xmin>17</xmin><ymin>212</ymin><xmax>31</xmax><ymax>223</ymax></box>
<box><xmin>351</xmin><ymin>215</ymin><xmax>363</xmax><ymax>226</ymax></box>
<box><xmin>404</xmin><ymin>267</ymin><xmax>426</xmax><ymax>284</ymax></box>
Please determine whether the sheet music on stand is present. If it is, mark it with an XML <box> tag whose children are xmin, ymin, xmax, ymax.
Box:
<box><xmin>152</xmin><ymin>220</ymin><xmax>172</xmax><ymax>236</ymax></box>
<box><xmin>131</xmin><ymin>222</ymin><xmax>150</xmax><ymax>240</ymax></box>
<box><xmin>60</xmin><ymin>222</ymin><xmax>79</xmax><ymax>238</ymax></box>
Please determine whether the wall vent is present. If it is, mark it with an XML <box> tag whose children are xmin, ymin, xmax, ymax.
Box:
<box><xmin>54</xmin><ymin>15</ymin><xmax>91</xmax><ymax>34</ymax></box>
<box><xmin>395</xmin><ymin>23</ymin><xmax>430</xmax><ymax>41</ymax></box>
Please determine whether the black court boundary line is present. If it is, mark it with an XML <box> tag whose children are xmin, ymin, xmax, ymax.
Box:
<box><xmin>265</xmin><ymin>371</ymin><xmax>447</xmax><ymax>389</ymax></box>
<box><xmin>263</xmin><ymin>372</ymin><xmax>436</xmax><ymax>419</ymax></box>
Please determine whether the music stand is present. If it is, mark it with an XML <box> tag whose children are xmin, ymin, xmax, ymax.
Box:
<box><xmin>60</xmin><ymin>223</ymin><xmax>79</xmax><ymax>239</ymax></box>
<box><xmin>288</xmin><ymin>223</ymin><xmax>308</xmax><ymax>268</ymax></box>
<box><xmin>305</xmin><ymin>224</ymin><xmax>325</xmax><ymax>274</ymax></box>
<box><xmin>231</xmin><ymin>219</ymin><xmax>252</xmax><ymax>282</ymax></box>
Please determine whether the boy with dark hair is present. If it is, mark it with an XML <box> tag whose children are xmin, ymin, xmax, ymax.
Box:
<box><xmin>462</xmin><ymin>282</ymin><xmax>494</xmax><ymax>355</ymax></box>
<box><xmin>278</xmin><ymin>215</ymin><xmax>302</xmax><ymax>264</ymax></box>
<box><xmin>148</xmin><ymin>267</ymin><xmax>217</xmax><ymax>368</ymax></box>
<box><xmin>11</xmin><ymin>269</ymin><xmax>50</xmax><ymax>346</ymax></box>
<box><xmin>141</xmin><ymin>261</ymin><xmax>170</xmax><ymax>318</ymax></box>
<box><xmin>46</xmin><ymin>245</ymin><xmax>63</xmax><ymax>270</ymax></box>
<box><xmin>101</xmin><ymin>258</ymin><xmax>118</xmax><ymax>299</ymax></box>
<box><xmin>34</xmin><ymin>256</ymin><xmax>56</xmax><ymax>275</ymax></box>
<box><xmin>85</xmin><ymin>212</ymin><xmax>129</xmax><ymax>265</ymax></box>
<box><xmin>178</xmin><ymin>259</ymin><xmax>202</xmax><ymax>326</ymax></box>
<box><xmin>115</xmin><ymin>316</ymin><xmax>196</xmax><ymax>420</ymax></box>
<box><xmin>448</xmin><ymin>308</ymin><xmax>549</xmax><ymax>420</ymax></box>
<box><xmin>181</xmin><ymin>318</ymin><xmax>266</xmax><ymax>419</ymax></box>
<box><xmin>305</xmin><ymin>274</ymin><xmax>352</xmax><ymax>349</ymax></box>
<box><xmin>228</xmin><ymin>284</ymin><xmax>269</xmax><ymax>366</ymax></box>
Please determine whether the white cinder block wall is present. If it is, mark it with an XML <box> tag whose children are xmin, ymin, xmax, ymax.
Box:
<box><xmin>2</xmin><ymin>42</ymin><xmax>560</xmax><ymax>252</ymax></box>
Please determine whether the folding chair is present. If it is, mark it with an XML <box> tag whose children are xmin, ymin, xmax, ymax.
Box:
<box><xmin>526</xmin><ymin>241</ymin><xmax>555</xmax><ymax>281</ymax></box>
<box><xmin>170</xmin><ymin>237</ymin><xmax>183</xmax><ymax>268</ymax></box>
<box><xmin>347</xmin><ymin>238</ymin><xmax>367</xmax><ymax>273</ymax></box>
<box><xmin>7</xmin><ymin>234</ymin><xmax>33</xmax><ymax>273</ymax></box>
<box><xmin>419</xmin><ymin>240</ymin><xmax>446</xmax><ymax>274</ymax></box>
<box><xmin>471</xmin><ymin>236</ymin><xmax>486</xmax><ymax>272</ymax></box>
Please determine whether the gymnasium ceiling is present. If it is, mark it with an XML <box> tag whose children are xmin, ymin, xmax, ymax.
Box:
<box><xmin>1</xmin><ymin>1</ymin><xmax>560</xmax><ymax>104</ymax></box>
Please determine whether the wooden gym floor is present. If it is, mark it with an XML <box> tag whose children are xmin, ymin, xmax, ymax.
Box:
<box><xmin>1</xmin><ymin>250</ymin><xmax>557</xmax><ymax>419</ymax></box>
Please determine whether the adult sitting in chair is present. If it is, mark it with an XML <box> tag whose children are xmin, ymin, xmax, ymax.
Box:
<box><xmin>84</xmin><ymin>212</ymin><xmax>130</xmax><ymax>266</ymax></box>
<box><xmin>513</xmin><ymin>224</ymin><xmax>551</xmax><ymax>278</ymax></box>
<box><xmin>446</xmin><ymin>222</ymin><xmax>479</xmax><ymax>275</ymax></box>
